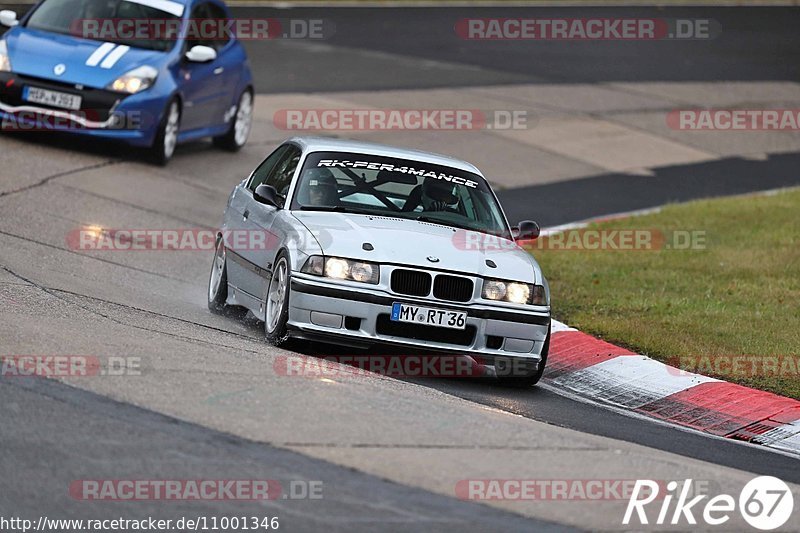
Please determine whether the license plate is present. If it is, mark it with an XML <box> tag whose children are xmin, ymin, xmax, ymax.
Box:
<box><xmin>390</xmin><ymin>302</ymin><xmax>467</xmax><ymax>330</ymax></box>
<box><xmin>23</xmin><ymin>86</ymin><xmax>82</xmax><ymax>111</ymax></box>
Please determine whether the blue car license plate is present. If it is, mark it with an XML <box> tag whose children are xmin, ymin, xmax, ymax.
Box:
<box><xmin>23</xmin><ymin>86</ymin><xmax>82</xmax><ymax>111</ymax></box>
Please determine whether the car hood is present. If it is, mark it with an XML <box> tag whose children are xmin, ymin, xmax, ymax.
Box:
<box><xmin>6</xmin><ymin>28</ymin><xmax>164</xmax><ymax>88</ymax></box>
<box><xmin>293</xmin><ymin>211</ymin><xmax>542</xmax><ymax>284</ymax></box>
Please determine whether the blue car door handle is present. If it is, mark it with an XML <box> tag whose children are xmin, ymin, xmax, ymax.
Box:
<box><xmin>214</xmin><ymin>67</ymin><xmax>224</xmax><ymax>75</ymax></box>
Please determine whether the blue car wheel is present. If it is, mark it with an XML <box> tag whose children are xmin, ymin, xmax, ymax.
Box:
<box><xmin>149</xmin><ymin>98</ymin><xmax>181</xmax><ymax>166</ymax></box>
<box><xmin>213</xmin><ymin>89</ymin><xmax>253</xmax><ymax>152</ymax></box>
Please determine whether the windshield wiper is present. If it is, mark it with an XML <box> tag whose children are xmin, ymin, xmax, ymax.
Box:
<box><xmin>415</xmin><ymin>215</ymin><xmax>503</xmax><ymax>236</ymax></box>
<box><xmin>299</xmin><ymin>205</ymin><xmax>348</xmax><ymax>211</ymax></box>
<box><xmin>415</xmin><ymin>214</ymin><xmax>461</xmax><ymax>227</ymax></box>
<box><xmin>298</xmin><ymin>205</ymin><xmax>375</xmax><ymax>215</ymax></box>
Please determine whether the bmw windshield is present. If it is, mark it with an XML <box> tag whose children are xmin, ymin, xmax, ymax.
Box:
<box><xmin>25</xmin><ymin>0</ymin><xmax>181</xmax><ymax>52</ymax></box>
<box><xmin>291</xmin><ymin>151</ymin><xmax>513</xmax><ymax>240</ymax></box>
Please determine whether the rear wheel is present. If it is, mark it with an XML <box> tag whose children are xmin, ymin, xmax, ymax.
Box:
<box><xmin>149</xmin><ymin>99</ymin><xmax>180</xmax><ymax>166</ymax></box>
<box><xmin>264</xmin><ymin>252</ymin><xmax>291</xmax><ymax>346</ymax></box>
<box><xmin>208</xmin><ymin>236</ymin><xmax>228</xmax><ymax>314</ymax></box>
<box><xmin>214</xmin><ymin>90</ymin><xmax>253</xmax><ymax>152</ymax></box>
<box><xmin>497</xmin><ymin>329</ymin><xmax>550</xmax><ymax>388</ymax></box>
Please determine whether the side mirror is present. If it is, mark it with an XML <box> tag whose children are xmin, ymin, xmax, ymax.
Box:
<box><xmin>185</xmin><ymin>45</ymin><xmax>217</xmax><ymax>63</ymax></box>
<box><xmin>254</xmin><ymin>184</ymin><xmax>281</xmax><ymax>208</ymax></box>
<box><xmin>515</xmin><ymin>220</ymin><xmax>540</xmax><ymax>241</ymax></box>
<box><xmin>0</xmin><ymin>10</ymin><xmax>18</xmax><ymax>27</ymax></box>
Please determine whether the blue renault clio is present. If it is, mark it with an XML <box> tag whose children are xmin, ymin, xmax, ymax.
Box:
<box><xmin>0</xmin><ymin>0</ymin><xmax>254</xmax><ymax>164</ymax></box>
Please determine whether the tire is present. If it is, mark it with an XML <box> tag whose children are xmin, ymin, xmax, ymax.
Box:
<box><xmin>148</xmin><ymin>98</ymin><xmax>180</xmax><ymax>166</ymax></box>
<box><xmin>264</xmin><ymin>251</ymin><xmax>291</xmax><ymax>346</ymax></box>
<box><xmin>496</xmin><ymin>329</ymin><xmax>550</xmax><ymax>388</ymax></box>
<box><xmin>213</xmin><ymin>90</ymin><xmax>253</xmax><ymax>152</ymax></box>
<box><xmin>208</xmin><ymin>236</ymin><xmax>229</xmax><ymax>314</ymax></box>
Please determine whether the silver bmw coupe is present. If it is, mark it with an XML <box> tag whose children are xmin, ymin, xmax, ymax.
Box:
<box><xmin>208</xmin><ymin>137</ymin><xmax>551</xmax><ymax>386</ymax></box>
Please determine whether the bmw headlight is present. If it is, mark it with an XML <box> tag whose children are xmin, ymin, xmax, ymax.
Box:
<box><xmin>301</xmin><ymin>256</ymin><xmax>379</xmax><ymax>284</ymax></box>
<box><xmin>0</xmin><ymin>40</ymin><xmax>11</xmax><ymax>72</ymax></box>
<box><xmin>482</xmin><ymin>279</ymin><xmax>548</xmax><ymax>305</ymax></box>
<box><xmin>107</xmin><ymin>65</ymin><xmax>158</xmax><ymax>94</ymax></box>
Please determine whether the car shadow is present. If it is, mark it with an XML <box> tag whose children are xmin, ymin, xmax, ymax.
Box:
<box><xmin>282</xmin><ymin>332</ymin><xmax>534</xmax><ymax>391</ymax></box>
<box><xmin>1</xmin><ymin>128</ymin><xmax>214</xmax><ymax>166</ymax></box>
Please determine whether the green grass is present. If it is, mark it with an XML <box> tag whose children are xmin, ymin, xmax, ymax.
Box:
<box><xmin>530</xmin><ymin>188</ymin><xmax>800</xmax><ymax>399</ymax></box>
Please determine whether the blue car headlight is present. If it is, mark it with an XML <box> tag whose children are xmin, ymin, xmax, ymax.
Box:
<box><xmin>107</xmin><ymin>65</ymin><xmax>158</xmax><ymax>94</ymax></box>
<box><xmin>0</xmin><ymin>40</ymin><xmax>11</xmax><ymax>72</ymax></box>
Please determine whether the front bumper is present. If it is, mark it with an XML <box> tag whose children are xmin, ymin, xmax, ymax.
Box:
<box><xmin>288</xmin><ymin>274</ymin><xmax>550</xmax><ymax>364</ymax></box>
<box><xmin>0</xmin><ymin>72</ymin><xmax>161</xmax><ymax>145</ymax></box>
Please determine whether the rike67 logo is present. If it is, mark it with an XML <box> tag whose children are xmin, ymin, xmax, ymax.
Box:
<box><xmin>624</xmin><ymin>476</ymin><xmax>794</xmax><ymax>530</ymax></box>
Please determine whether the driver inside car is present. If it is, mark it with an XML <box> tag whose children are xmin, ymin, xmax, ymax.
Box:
<box><xmin>297</xmin><ymin>168</ymin><xmax>340</xmax><ymax>207</ymax></box>
<box><xmin>403</xmin><ymin>178</ymin><xmax>460</xmax><ymax>212</ymax></box>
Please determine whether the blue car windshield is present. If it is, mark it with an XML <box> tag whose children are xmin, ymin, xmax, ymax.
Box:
<box><xmin>26</xmin><ymin>0</ymin><xmax>181</xmax><ymax>52</ymax></box>
<box><xmin>292</xmin><ymin>151</ymin><xmax>513</xmax><ymax>240</ymax></box>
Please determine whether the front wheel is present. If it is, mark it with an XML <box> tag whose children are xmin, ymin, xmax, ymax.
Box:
<box><xmin>214</xmin><ymin>90</ymin><xmax>253</xmax><ymax>152</ymax></box>
<box><xmin>149</xmin><ymin>99</ymin><xmax>181</xmax><ymax>166</ymax></box>
<box><xmin>264</xmin><ymin>252</ymin><xmax>291</xmax><ymax>346</ymax></box>
<box><xmin>496</xmin><ymin>329</ymin><xmax>550</xmax><ymax>388</ymax></box>
<box><xmin>208</xmin><ymin>236</ymin><xmax>229</xmax><ymax>314</ymax></box>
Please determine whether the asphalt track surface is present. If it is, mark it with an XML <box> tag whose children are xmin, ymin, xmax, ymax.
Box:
<box><xmin>2</xmin><ymin>5</ymin><xmax>800</xmax><ymax>530</ymax></box>
<box><xmin>232</xmin><ymin>6</ymin><xmax>800</xmax><ymax>90</ymax></box>
<box><xmin>6</xmin><ymin>5</ymin><xmax>800</xmax><ymax>226</ymax></box>
<box><xmin>229</xmin><ymin>5</ymin><xmax>800</xmax><ymax>226</ymax></box>
<box><xmin>2</xmin><ymin>376</ymin><xmax>567</xmax><ymax>532</ymax></box>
